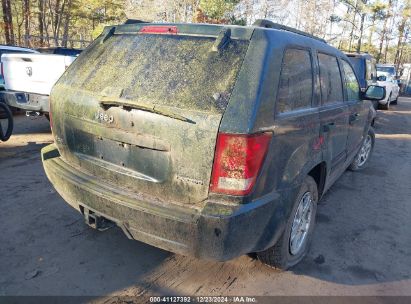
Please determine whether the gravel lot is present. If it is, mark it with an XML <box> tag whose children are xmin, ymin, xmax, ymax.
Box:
<box><xmin>1</xmin><ymin>98</ymin><xmax>411</xmax><ymax>298</ymax></box>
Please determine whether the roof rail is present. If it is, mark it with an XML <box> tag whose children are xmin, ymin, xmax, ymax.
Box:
<box><xmin>253</xmin><ymin>19</ymin><xmax>326</xmax><ymax>43</ymax></box>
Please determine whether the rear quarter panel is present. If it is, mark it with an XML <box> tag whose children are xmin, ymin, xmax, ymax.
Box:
<box><xmin>220</xmin><ymin>29</ymin><xmax>324</xmax><ymax>207</ymax></box>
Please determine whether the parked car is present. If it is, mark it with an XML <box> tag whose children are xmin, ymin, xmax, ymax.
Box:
<box><xmin>345</xmin><ymin>53</ymin><xmax>378</xmax><ymax>109</ymax></box>
<box><xmin>41</xmin><ymin>20</ymin><xmax>385</xmax><ymax>270</ymax></box>
<box><xmin>0</xmin><ymin>48</ymin><xmax>79</xmax><ymax>116</ymax></box>
<box><xmin>376</xmin><ymin>64</ymin><xmax>400</xmax><ymax>110</ymax></box>
<box><xmin>0</xmin><ymin>45</ymin><xmax>38</xmax><ymax>90</ymax></box>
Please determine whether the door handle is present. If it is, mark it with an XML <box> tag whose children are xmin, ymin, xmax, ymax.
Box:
<box><xmin>349</xmin><ymin>113</ymin><xmax>360</xmax><ymax>123</ymax></box>
<box><xmin>323</xmin><ymin>122</ymin><xmax>336</xmax><ymax>132</ymax></box>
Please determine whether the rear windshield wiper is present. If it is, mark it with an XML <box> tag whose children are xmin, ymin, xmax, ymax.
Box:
<box><xmin>99</xmin><ymin>97</ymin><xmax>195</xmax><ymax>124</ymax></box>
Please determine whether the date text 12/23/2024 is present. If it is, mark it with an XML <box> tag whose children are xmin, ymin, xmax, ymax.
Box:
<box><xmin>150</xmin><ymin>296</ymin><xmax>257</xmax><ymax>303</ymax></box>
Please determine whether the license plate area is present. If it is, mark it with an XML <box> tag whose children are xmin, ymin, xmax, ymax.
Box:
<box><xmin>15</xmin><ymin>93</ymin><xmax>28</xmax><ymax>104</ymax></box>
<box><xmin>66</xmin><ymin>129</ymin><xmax>170</xmax><ymax>183</ymax></box>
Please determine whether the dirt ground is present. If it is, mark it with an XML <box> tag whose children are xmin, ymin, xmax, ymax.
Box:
<box><xmin>1</xmin><ymin>98</ymin><xmax>411</xmax><ymax>298</ymax></box>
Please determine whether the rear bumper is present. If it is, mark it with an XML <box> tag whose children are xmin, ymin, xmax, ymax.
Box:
<box><xmin>42</xmin><ymin>144</ymin><xmax>286</xmax><ymax>261</ymax></box>
<box><xmin>0</xmin><ymin>91</ymin><xmax>49</xmax><ymax>112</ymax></box>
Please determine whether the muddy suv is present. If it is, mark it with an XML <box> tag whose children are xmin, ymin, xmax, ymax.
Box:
<box><xmin>42</xmin><ymin>20</ymin><xmax>385</xmax><ymax>269</ymax></box>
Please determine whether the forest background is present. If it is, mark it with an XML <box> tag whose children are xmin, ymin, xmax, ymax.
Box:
<box><xmin>1</xmin><ymin>0</ymin><xmax>410</xmax><ymax>68</ymax></box>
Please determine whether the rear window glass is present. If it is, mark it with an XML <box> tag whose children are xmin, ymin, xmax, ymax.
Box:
<box><xmin>365</xmin><ymin>59</ymin><xmax>376</xmax><ymax>80</ymax></box>
<box><xmin>341</xmin><ymin>60</ymin><xmax>360</xmax><ymax>101</ymax></box>
<box><xmin>59</xmin><ymin>34</ymin><xmax>249</xmax><ymax>113</ymax></box>
<box><xmin>277</xmin><ymin>48</ymin><xmax>313</xmax><ymax>113</ymax></box>
<box><xmin>318</xmin><ymin>53</ymin><xmax>344</xmax><ymax>104</ymax></box>
<box><xmin>366</xmin><ymin>59</ymin><xmax>376</xmax><ymax>81</ymax></box>
<box><xmin>377</xmin><ymin>66</ymin><xmax>395</xmax><ymax>76</ymax></box>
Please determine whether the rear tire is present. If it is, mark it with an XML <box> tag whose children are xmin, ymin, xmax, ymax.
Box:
<box><xmin>0</xmin><ymin>102</ymin><xmax>13</xmax><ymax>142</ymax></box>
<box><xmin>256</xmin><ymin>176</ymin><xmax>318</xmax><ymax>270</ymax></box>
<box><xmin>348</xmin><ymin>128</ymin><xmax>375</xmax><ymax>171</ymax></box>
<box><xmin>378</xmin><ymin>94</ymin><xmax>391</xmax><ymax>110</ymax></box>
<box><xmin>379</xmin><ymin>102</ymin><xmax>389</xmax><ymax>110</ymax></box>
<box><xmin>391</xmin><ymin>96</ymin><xmax>398</xmax><ymax>105</ymax></box>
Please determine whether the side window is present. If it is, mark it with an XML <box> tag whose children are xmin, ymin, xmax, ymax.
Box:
<box><xmin>277</xmin><ymin>48</ymin><xmax>313</xmax><ymax>113</ymax></box>
<box><xmin>341</xmin><ymin>60</ymin><xmax>360</xmax><ymax>101</ymax></box>
<box><xmin>366</xmin><ymin>59</ymin><xmax>372</xmax><ymax>81</ymax></box>
<box><xmin>370</xmin><ymin>60</ymin><xmax>377</xmax><ymax>81</ymax></box>
<box><xmin>318</xmin><ymin>53</ymin><xmax>344</xmax><ymax>104</ymax></box>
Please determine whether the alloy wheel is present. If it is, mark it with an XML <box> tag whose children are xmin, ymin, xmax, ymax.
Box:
<box><xmin>289</xmin><ymin>192</ymin><xmax>314</xmax><ymax>255</ymax></box>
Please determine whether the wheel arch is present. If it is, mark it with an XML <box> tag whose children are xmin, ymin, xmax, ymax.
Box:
<box><xmin>307</xmin><ymin>161</ymin><xmax>327</xmax><ymax>198</ymax></box>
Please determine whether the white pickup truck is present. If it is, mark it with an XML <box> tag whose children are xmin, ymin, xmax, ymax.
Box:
<box><xmin>0</xmin><ymin>48</ymin><xmax>81</xmax><ymax>115</ymax></box>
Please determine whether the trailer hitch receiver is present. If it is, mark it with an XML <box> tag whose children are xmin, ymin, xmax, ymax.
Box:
<box><xmin>81</xmin><ymin>206</ymin><xmax>115</xmax><ymax>231</ymax></box>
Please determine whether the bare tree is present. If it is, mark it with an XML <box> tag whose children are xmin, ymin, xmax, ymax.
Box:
<box><xmin>367</xmin><ymin>2</ymin><xmax>386</xmax><ymax>51</ymax></box>
<box><xmin>23</xmin><ymin>0</ymin><xmax>30</xmax><ymax>46</ymax></box>
<box><xmin>383</xmin><ymin>0</ymin><xmax>398</xmax><ymax>62</ymax></box>
<box><xmin>394</xmin><ymin>0</ymin><xmax>411</xmax><ymax>68</ymax></box>
<box><xmin>2</xmin><ymin>0</ymin><xmax>15</xmax><ymax>44</ymax></box>
<box><xmin>376</xmin><ymin>0</ymin><xmax>394</xmax><ymax>63</ymax></box>
<box><xmin>38</xmin><ymin>0</ymin><xmax>45</xmax><ymax>45</ymax></box>
<box><xmin>61</xmin><ymin>0</ymin><xmax>73</xmax><ymax>47</ymax></box>
<box><xmin>12</xmin><ymin>1</ymin><xmax>24</xmax><ymax>45</ymax></box>
<box><xmin>356</xmin><ymin>0</ymin><xmax>368</xmax><ymax>53</ymax></box>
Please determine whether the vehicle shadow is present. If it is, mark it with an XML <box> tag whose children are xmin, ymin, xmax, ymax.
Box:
<box><xmin>373</xmin><ymin>97</ymin><xmax>411</xmax><ymax>136</ymax></box>
<box><xmin>0</xmin><ymin>125</ymin><xmax>170</xmax><ymax>296</ymax></box>
<box><xmin>0</xmin><ymin>189</ymin><xmax>171</xmax><ymax>296</ymax></box>
<box><xmin>9</xmin><ymin>113</ymin><xmax>51</xmax><ymax>136</ymax></box>
<box><xmin>0</xmin><ymin>141</ymin><xmax>49</xmax><ymax>164</ymax></box>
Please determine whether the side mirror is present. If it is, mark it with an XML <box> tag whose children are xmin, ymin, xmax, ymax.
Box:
<box><xmin>377</xmin><ymin>75</ymin><xmax>387</xmax><ymax>81</ymax></box>
<box><xmin>363</xmin><ymin>85</ymin><xmax>386</xmax><ymax>101</ymax></box>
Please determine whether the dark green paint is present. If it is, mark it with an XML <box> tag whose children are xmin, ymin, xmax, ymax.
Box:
<box><xmin>42</xmin><ymin>22</ymin><xmax>376</xmax><ymax>261</ymax></box>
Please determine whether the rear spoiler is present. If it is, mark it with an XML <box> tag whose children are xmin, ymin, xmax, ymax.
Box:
<box><xmin>100</xmin><ymin>23</ymin><xmax>254</xmax><ymax>41</ymax></box>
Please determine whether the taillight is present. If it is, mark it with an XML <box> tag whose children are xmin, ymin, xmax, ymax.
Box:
<box><xmin>139</xmin><ymin>26</ymin><xmax>178</xmax><ymax>35</ymax></box>
<box><xmin>210</xmin><ymin>133</ymin><xmax>272</xmax><ymax>196</ymax></box>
